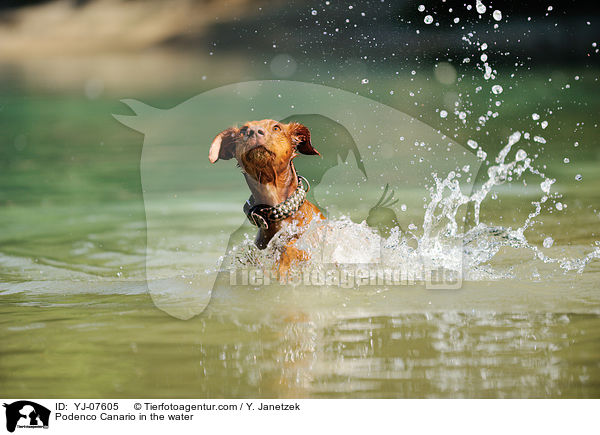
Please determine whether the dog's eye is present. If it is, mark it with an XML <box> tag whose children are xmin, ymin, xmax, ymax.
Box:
<box><xmin>273</xmin><ymin>125</ymin><xmax>281</xmax><ymax>132</ymax></box>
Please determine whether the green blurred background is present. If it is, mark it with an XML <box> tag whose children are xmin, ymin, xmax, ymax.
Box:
<box><xmin>1</xmin><ymin>0</ymin><xmax>599</xmax><ymax>208</ymax></box>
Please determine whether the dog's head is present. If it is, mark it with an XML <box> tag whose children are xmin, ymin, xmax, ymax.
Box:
<box><xmin>209</xmin><ymin>119</ymin><xmax>320</xmax><ymax>182</ymax></box>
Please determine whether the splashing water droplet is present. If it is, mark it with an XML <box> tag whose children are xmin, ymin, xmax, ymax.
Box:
<box><xmin>440</xmin><ymin>110</ymin><xmax>448</xmax><ymax>118</ymax></box>
<box><xmin>492</xmin><ymin>84</ymin><xmax>503</xmax><ymax>94</ymax></box>
<box><xmin>543</xmin><ymin>237</ymin><xmax>554</xmax><ymax>248</ymax></box>
<box><xmin>496</xmin><ymin>131</ymin><xmax>522</xmax><ymax>164</ymax></box>
<box><xmin>311</xmin><ymin>9</ymin><xmax>317</xmax><ymax>15</ymax></box>
<box><xmin>361</xmin><ymin>78</ymin><xmax>369</xmax><ymax>84</ymax></box>
<box><xmin>532</xmin><ymin>113</ymin><xmax>540</xmax><ymax>120</ymax></box>
<box><xmin>476</xmin><ymin>0</ymin><xmax>487</xmax><ymax>14</ymax></box>
<box><xmin>418</xmin><ymin>4</ymin><xmax>425</xmax><ymax>12</ymax></box>
<box><xmin>563</xmin><ymin>157</ymin><xmax>570</xmax><ymax>163</ymax></box>
<box><xmin>483</xmin><ymin>64</ymin><xmax>493</xmax><ymax>80</ymax></box>
<box><xmin>424</xmin><ymin>15</ymin><xmax>434</xmax><ymax>24</ymax></box>
<box><xmin>493</xmin><ymin>10</ymin><xmax>502</xmax><ymax>21</ymax></box>
<box><xmin>508</xmin><ymin>131</ymin><xmax>522</xmax><ymax>145</ymax></box>
<box><xmin>467</xmin><ymin>139</ymin><xmax>478</xmax><ymax>149</ymax></box>
<box><xmin>575</xmin><ymin>174</ymin><xmax>582</xmax><ymax>181</ymax></box>
<box><xmin>515</xmin><ymin>149</ymin><xmax>527</xmax><ymax>161</ymax></box>
<box><xmin>555</xmin><ymin>202</ymin><xmax>563</xmax><ymax>211</ymax></box>
<box><xmin>541</xmin><ymin>120</ymin><xmax>548</xmax><ymax>129</ymax></box>
<box><xmin>540</xmin><ymin>178</ymin><xmax>555</xmax><ymax>194</ymax></box>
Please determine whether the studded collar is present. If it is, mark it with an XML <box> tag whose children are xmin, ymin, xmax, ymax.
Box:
<box><xmin>243</xmin><ymin>175</ymin><xmax>310</xmax><ymax>230</ymax></box>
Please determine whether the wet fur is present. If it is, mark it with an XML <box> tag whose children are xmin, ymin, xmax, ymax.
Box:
<box><xmin>209</xmin><ymin>119</ymin><xmax>323</xmax><ymax>276</ymax></box>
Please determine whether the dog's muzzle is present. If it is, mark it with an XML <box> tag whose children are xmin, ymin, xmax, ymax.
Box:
<box><xmin>244</xmin><ymin>175</ymin><xmax>310</xmax><ymax>230</ymax></box>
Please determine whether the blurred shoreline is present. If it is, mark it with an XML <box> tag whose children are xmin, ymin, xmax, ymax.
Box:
<box><xmin>1</xmin><ymin>0</ymin><xmax>598</xmax><ymax>96</ymax></box>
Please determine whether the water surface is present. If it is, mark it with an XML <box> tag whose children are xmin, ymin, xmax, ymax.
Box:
<box><xmin>1</xmin><ymin>84</ymin><xmax>599</xmax><ymax>398</ymax></box>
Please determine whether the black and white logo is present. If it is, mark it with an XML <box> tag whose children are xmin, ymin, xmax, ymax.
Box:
<box><xmin>3</xmin><ymin>401</ymin><xmax>50</xmax><ymax>433</ymax></box>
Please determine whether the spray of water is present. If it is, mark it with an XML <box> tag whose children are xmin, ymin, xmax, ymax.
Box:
<box><xmin>221</xmin><ymin>3</ymin><xmax>600</xmax><ymax>284</ymax></box>
<box><xmin>224</xmin><ymin>126</ymin><xmax>599</xmax><ymax>284</ymax></box>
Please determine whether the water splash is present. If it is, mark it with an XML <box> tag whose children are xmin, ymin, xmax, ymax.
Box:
<box><xmin>226</xmin><ymin>132</ymin><xmax>600</xmax><ymax>283</ymax></box>
<box><xmin>221</xmin><ymin>4</ymin><xmax>600</xmax><ymax>285</ymax></box>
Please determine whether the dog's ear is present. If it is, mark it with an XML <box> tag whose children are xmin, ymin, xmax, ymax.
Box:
<box><xmin>209</xmin><ymin>127</ymin><xmax>238</xmax><ymax>163</ymax></box>
<box><xmin>287</xmin><ymin>122</ymin><xmax>320</xmax><ymax>156</ymax></box>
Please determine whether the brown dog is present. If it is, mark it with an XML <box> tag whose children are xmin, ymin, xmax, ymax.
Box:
<box><xmin>209</xmin><ymin>119</ymin><xmax>324</xmax><ymax>275</ymax></box>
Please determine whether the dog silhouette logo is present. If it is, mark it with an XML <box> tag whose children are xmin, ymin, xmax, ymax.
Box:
<box><xmin>114</xmin><ymin>80</ymin><xmax>482</xmax><ymax>318</ymax></box>
<box><xmin>3</xmin><ymin>401</ymin><xmax>50</xmax><ymax>433</ymax></box>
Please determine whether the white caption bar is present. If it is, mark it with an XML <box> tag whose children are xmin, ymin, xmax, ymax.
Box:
<box><xmin>1</xmin><ymin>399</ymin><xmax>597</xmax><ymax>435</ymax></box>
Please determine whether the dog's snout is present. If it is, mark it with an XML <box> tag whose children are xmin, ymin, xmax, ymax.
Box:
<box><xmin>245</xmin><ymin>126</ymin><xmax>265</xmax><ymax>138</ymax></box>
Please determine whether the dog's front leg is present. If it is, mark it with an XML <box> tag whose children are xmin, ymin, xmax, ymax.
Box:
<box><xmin>277</xmin><ymin>241</ymin><xmax>310</xmax><ymax>282</ymax></box>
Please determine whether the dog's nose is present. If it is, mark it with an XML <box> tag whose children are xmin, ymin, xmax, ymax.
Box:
<box><xmin>246</xmin><ymin>127</ymin><xmax>265</xmax><ymax>138</ymax></box>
